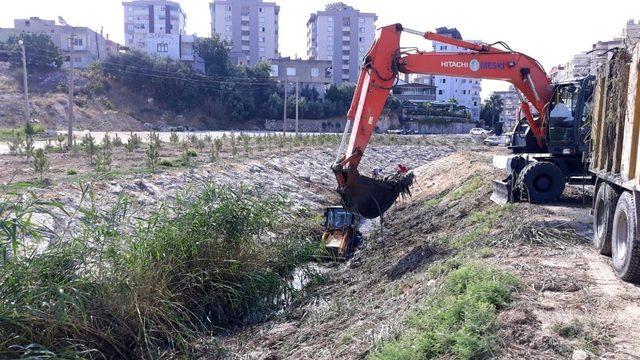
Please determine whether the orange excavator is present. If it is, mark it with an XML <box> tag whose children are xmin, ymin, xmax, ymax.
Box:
<box><xmin>333</xmin><ymin>24</ymin><xmax>595</xmax><ymax>218</ymax></box>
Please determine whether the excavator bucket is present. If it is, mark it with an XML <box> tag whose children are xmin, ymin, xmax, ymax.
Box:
<box><xmin>337</xmin><ymin>171</ymin><xmax>414</xmax><ymax>219</ymax></box>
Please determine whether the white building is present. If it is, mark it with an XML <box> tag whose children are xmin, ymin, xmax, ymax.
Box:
<box><xmin>624</xmin><ymin>19</ymin><xmax>640</xmax><ymax>48</ymax></box>
<box><xmin>307</xmin><ymin>2</ymin><xmax>377</xmax><ymax>84</ymax></box>
<box><xmin>210</xmin><ymin>0</ymin><xmax>279</xmax><ymax>66</ymax></box>
<box><xmin>2</xmin><ymin>17</ymin><xmax>107</xmax><ymax>69</ymax></box>
<box><xmin>122</xmin><ymin>1</ymin><xmax>202</xmax><ymax>70</ymax></box>
<box><xmin>431</xmin><ymin>27</ymin><xmax>482</xmax><ymax>121</ymax></box>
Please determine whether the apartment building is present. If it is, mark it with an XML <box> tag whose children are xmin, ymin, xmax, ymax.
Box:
<box><xmin>3</xmin><ymin>17</ymin><xmax>107</xmax><ymax>69</ymax></box>
<box><xmin>269</xmin><ymin>57</ymin><xmax>332</xmax><ymax>96</ymax></box>
<box><xmin>123</xmin><ymin>0</ymin><xmax>186</xmax><ymax>51</ymax></box>
<box><xmin>210</xmin><ymin>0</ymin><xmax>279</xmax><ymax>66</ymax></box>
<box><xmin>307</xmin><ymin>2</ymin><xmax>377</xmax><ymax>84</ymax></box>
<box><xmin>493</xmin><ymin>85</ymin><xmax>520</xmax><ymax>131</ymax></box>
<box><xmin>431</xmin><ymin>27</ymin><xmax>482</xmax><ymax>121</ymax></box>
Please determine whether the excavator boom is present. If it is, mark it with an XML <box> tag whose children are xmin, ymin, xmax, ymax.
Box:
<box><xmin>333</xmin><ymin>23</ymin><xmax>554</xmax><ymax>219</ymax></box>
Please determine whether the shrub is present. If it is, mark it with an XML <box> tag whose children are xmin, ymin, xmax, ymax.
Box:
<box><xmin>56</xmin><ymin>134</ymin><xmax>66</xmax><ymax>150</ymax></box>
<box><xmin>31</xmin><ymin>148</ymin><xmax>49</xmax><ymax>181</ymax></box>
<box><xmin>370</xmin><ymin>264</ymin><xmax>518</xmax><ymax>360</ymax></box>
<box><xmin>23</xmin><ymin>122</ymin><xmax>35</xmax><ymax>164</ymax></box>
<box><xmin>0</xmin><ymin>185</ymin><xmax>320</xmax><ymax>358</ymax></box>
<box><xmin>145</xmin><ymin>141</ymin><xmax>161</xmax><ymax>173</ymax></box>
<box><xmin>8</xmin><ymin>131</ymin><xmax>24</xmax><ymax>155</ymax></box>
<box><xmin>112</xmin><ymin>133</ymin><xmax>123</xmax><ymax>147</ymax></box>
<box><xmin>170</xmin><ymin>132</ymin><xmax>179</xmax><ymax>144</ymax></box>
<box><xmin>81</xmin><ymin>133</ymin><xmax>97</xmax><ymax>165</ymax></box>
<box><xmin>230</xmin><ymin>132</ymin><xmax>237</xmax><ymax>156</ymax></box>
<box><xmin>95</xmin><ymin>134</ymin><xmax>113</xmax><ymax>173</ymax></box>
<box><xmin>66</xmin><ymin>169</ymin><xmax>78</xmax><ymax>175</ymax></box>
<box><xmin>125</xmin><ymin>132</ymin><xmax>142</xmax><ymax>153</ymax></box>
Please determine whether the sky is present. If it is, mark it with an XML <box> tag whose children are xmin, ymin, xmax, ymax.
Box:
<box><xmin>2</xmin><ymin>0</ymin><xmax>639</xmax><ymax>98</ymax></box>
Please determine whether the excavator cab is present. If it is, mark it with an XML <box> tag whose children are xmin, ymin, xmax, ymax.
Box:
<box><xmin>321</xmin><ymin>206</ymin><xmax>362</xmax><ymax>258</ymax></box>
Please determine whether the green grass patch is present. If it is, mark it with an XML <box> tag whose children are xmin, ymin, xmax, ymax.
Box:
<box><xmin>370</xmin><ymin>264</ymin><xmax>518</xmax><ymax>360</ymax></box>
<box><xmin>553</xmin><ymin>319</ymin><xmax>612</xmax><ymax>355</ymax></box>
<box><xmin>0</xmin><ymin>125</ymin><xmax>46</xmax><ymax>141</ymax></box>
<box><xmin>0</xmin><ymin>185</ymin><xmax>321</xmax><ymax>358</ymax></box>
<box><xmin>452</xmin><ymin>204</ymin><xmax>513</xmax><ymax>248</ymax></box>
<box><xmin>449</xmin><ymin>176</ymin><xmax>486</xmax><ymax>202</ymax></box>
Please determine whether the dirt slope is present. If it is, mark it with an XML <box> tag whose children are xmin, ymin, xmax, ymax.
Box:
<box><xmin>216</xmin><ymin>150</ymin><xmax>640</xmax><ymax>360</ymax></box>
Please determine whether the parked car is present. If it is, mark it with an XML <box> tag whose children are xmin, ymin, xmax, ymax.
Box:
<box><xmin>469</xmin><ymin>128</ymin><xmax>490</xmax><ymax>135</ymax></box>
<box><xmin>483</xmin><ymin>135</ymin><xmax>507</xmax><ymax>146</ymax></box>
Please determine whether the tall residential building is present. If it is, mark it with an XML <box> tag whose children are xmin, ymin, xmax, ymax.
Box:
<box><xmin>307</xmin><ymin>2</ymin><xmax>377</xmax><ymax>84</ymax></box>
<box><xmin>493</xmin><ymin>86</ymin><xmax>520</xmax><ymax>131</ymax></box>
<box><xmin>4</xmin><ymin>17</ymin><xmax>107</xmax><ymax>69</ymax></box>
<box><xmin>431</xmin><ymin>27</ymin><xmax>482</xmax><ymax>121</ymax></box>
<box><xmin>210</xmin><ymin>0</ymin><xmax>279</xmax><ymax>66</ymax></box>
<box><xmin>122</xmin><ymin>1</ymin><xmax>186</xmax><ymax>54</ymax></box>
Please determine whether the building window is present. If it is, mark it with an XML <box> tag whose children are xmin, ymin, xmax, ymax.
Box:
<box><xmin>226</xmin><ymin>5</ymin><xmax>232</xmax><ymax>11</ymax></box>
<box><xmin>157</xmin><ymin>43</ymin><xmax>168</xmax><ymax>52</ymax></box>
<box><xmin>442</xmin><ymin>78</ymin><xmax>446</xmax><ymax>83</ymax></box>
<box><xmin>359</xmin><ymin>46</ymin><xmax>364</xmax><ymax>52</ymax></box>
<box><xmin>286</xmin><ymin>67</ymin><xmax>296</xmax><ymax>76</ymax></box>
<box><xmin>225</xmin><ymin>25</ymin><xmax>231</xmax><ymax>31</ymax></box>
<box><xmin>158</xmin><ymin>5</ymin><xmax>165</xmax><ymax>11</ymax></box>
<box><xmin>359</xmin><ymin>36</ymin><xmax>363</xmax><ymax>42</ymax></box>
<box><xmin>74</xmin><ymin>56</ymin><xmax>82</xmax><ymax>63</ymax></box>
<box><xmin>328</xmin><ymin>55</ymin><xmax>333</xmax><ymax>61</ymax></box>
<box><xmin>259</xmin><ymin>16</ymin><xmax>265</xmax><ymax>23</ymax></box>
<box><xmin>359</xmin><ymin>18</ymin><xmax>365</xmax><ymax>23</ymax></box>
<box><xmin>225</xmin><ymin>15</ymin><xmax>232</xmax><ymax>21</ymax></box>
<box><xmin>438</xmin><ymin>90</ymin><xmax>443</xmax><ymax>95</ymax></box>
<box><xmin>260</xmin><ymin>27</ymin><xmax>266</xmax><ymax>32</ymax></box>
<box><xmin>128</xmin><ymin>6</ymin><xmax>133</xmax><ymax>12</ymax></box>
<box><xmin>311</xmin><ymin>68</ymin><xmax>319</xmax><ymax>77</ymax></box>
<box><xmin>328</xmin><ymin>17</ymin><xmax>333</xmax><ymax>22</ymax></box>
<box><xmin>128</xmin><ymin>16</ymin><xmax>134</xmax><ymax>21</ymax></box>
<box><xmin>259</xmin><ymin>47</ymin><xmax>265</xmax><ymax>52</ymax></box>
<box><xmin>72</xmin><ymin>38</ymin><xmax>83</xmax><ymax>46</ymax></box>
<box><xmin>328</xmin><ymin>36</ymin><xmax>333</xmax><ymax>42</ymax></box>
<box><xmin>260</xmin><ymin>36</ymin><xmax>266</xmax><ymax>42</ymax></box>
<box><xmin>327</xmin><ymin>46</ymin><xmax>333</xmax><ymax>51</ymax></box>
<box><xmin>270</xmin><ymin>65</ymin><xmax>279</xmax><ymax>76</ymax></box>
<box><xmin>359</xmin><ymin>27</ymin><xmax>365</xmax><ymax>33</ymax></box>
<box><xmin>473</xmin><ymin>101</ymin><xmax>478</xmax><ymax>106</ymax></box>
<box><xmin>328</xmin><ymin>26</ymin><xmax>333</xmax><ymax>32</ymax></box>
<box><xmin>259</xmin><ymin>7</ymin><xmax>263</xmax><ymax>12</ymax></box>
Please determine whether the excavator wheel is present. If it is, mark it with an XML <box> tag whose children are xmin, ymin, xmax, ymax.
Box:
<box><xmin>519</xmin><ymin>161</ymin><xmax>565</xmax><ymax>203</ymax></box>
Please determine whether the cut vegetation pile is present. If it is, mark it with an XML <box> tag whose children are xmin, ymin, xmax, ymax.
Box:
<box><xmin>0</xmin><ymin>184</ymin><xmax>321</xmax><ymax>358</ymax></box>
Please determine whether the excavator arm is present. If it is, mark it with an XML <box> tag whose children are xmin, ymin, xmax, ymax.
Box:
<box><xmin>333</xmin><ymin>24</ymin><xmax>554</xmax><ymax>219</ymax></box>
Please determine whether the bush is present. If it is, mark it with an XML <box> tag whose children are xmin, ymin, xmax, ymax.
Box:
<box><xmin>145</xmin><ymin>141</ymin><xmax>161</xmax><ymax>173</ymax></box>
<box><xmin>31</xmin><ymin>149</ymin><xmax>48</xmax><ymax>181</ymax></box>
<box><xmin>95</xmin><ymin>134</ymin><xmax>113</xmax><ymax>173</ymax></box>
<box><xmin>170</xmin><ymin>132</ymin><xmax>179</xmax><ymax>144</ymax></box>
<box><xmin>370</xmin><ymin>264</ymin><xmax>518</xmax><ymax>360</ymax></box>
<box><xmin>81</xmin><ymin>133</ymin><xmax>97</xmax><ymax>165</ymax></box>
<box><xmin>66</xmin><ymin>169</ymin><xmax>78</xmax><ymax>175</ymax></box>
<box><xmin>0</xmin><ymin>185</ymin><xmax>320</xmax><ymax>358</ymax></box>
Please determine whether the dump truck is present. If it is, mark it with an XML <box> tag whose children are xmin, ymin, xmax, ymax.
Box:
<box><xmin>591</xmin><ymin>44</ymin><xmax>640</xmax><ymax>282</ymax></box>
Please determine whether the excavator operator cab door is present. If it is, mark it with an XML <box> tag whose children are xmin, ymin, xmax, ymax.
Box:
<box><xmin>324</xmin><ymin>207</ymin><xmax>358</xmax><ymax>231</ymax></box>
<box><xmin>546</xmin><ymin>76</ymin><xmax>595</xmax><ymax>155</ymax></box>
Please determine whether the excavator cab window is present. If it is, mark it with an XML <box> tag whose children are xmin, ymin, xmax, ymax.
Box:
<box><xmin>325</xmin><ymin>208</ymin><xmax>355</xmax><ymax>230</ymax></box>
<box><xmin>547</xmin><ymin>82</ymin><xmax>582</xmax><ymax>147</ymax></box>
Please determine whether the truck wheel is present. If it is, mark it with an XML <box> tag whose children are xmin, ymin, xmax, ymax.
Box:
<box><xmin>520</xmin><ymin>161</ymin><xmax>565</xmax><ymax>203</ymax></box>
<box><xmin>611</xmin><ymin>192</ymin><xmax>640</xmax><ymax>282</ymax></box>
<box><xmin>593</xmin><ymin>183</ymin><xmax>618</xmax><ymax>255</ymax></box>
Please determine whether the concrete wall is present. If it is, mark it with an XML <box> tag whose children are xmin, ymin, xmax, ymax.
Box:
<box><xmin>404</xmin><ymin>121</ymin><xmax>475</xmax><ymax>134</ymax></box>
<box><xmin>265</xmin><ymin>118</ymin><xmax>347</xmax><ymax>132</ymax></box>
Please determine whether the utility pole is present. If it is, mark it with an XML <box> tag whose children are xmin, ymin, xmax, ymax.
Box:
<box><xmin>19</xmin><ymin>40</ymin><xmax>30</xmax><ymax>125</ymax></box>
<box><xmin>295</xmin><ymin>80</ymin><xmax>299</xmax><ymax>135</ymax></box>
<box><xmin>67</xmin><ymin>31</ymin><xmax>75</xmax><ymax>149</ymax></box>
<box><xmin>283</xmin><ymin>81</ymin><xmax>288</xmax><ymax>135</ymax></box>
<box><xmin>59</xmin><ymin>17</ymin><xmax>75</xmax><ymax>149</ymax></box>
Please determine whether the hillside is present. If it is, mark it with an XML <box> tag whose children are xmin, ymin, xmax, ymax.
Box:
<box><xmin>0</xmin><ymin>62</ymin><xmax>247</xmax><ymax>132</ymax></box>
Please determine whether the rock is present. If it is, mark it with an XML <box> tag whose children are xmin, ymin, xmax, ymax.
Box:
<box><xmin>572</xmin><ymin>349</ymin><xmax>592</xmax><ymax>360</ymax></box>
<box><xmin>143</xmin><ymin>122</ymin><xmax>154</xmax><ymax>130</ymax></box>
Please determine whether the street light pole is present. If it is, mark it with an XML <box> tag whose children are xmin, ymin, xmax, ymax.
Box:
<box><xmin>19</xmin><ymin>40</ymin><xmax>30</xmax><ymax>125</ymax></box>
<box><xmin>283</xmin><ymin>81</ymin><xmax>287</xmax><ymax>135</ymax></box>
<box><xmin>59</xmin><ymin>16</ymin><xmax>75</xmax><ymax>149</ymax></box>
<box><xmin>295</xmin><ymin>80</ymin><xmax>299</xmax><ymax>135</ymax></box>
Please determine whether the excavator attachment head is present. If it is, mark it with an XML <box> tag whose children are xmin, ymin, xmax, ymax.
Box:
<box><xmin>336</xmin><ymin>171</ymin><xmax>414</xmax><ymax>219</ymax></box>
<box><xmin>490</xmin><ymin>176</ymin><xmax>513</xmax><ymax>205</ymax></box>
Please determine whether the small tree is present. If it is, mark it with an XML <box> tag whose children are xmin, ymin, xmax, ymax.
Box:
<box><xmin>31</xmin><ymin>148</ymin><xmax>49</xmax><ymax>181</ymax></box>
<box><xmin>180</xmin><ymin>141</ymin><xmax>191</xmax><ymax>166</ymax></box>
<box><xmin>169</xmin><ymin>132</ymin><xmax>179</xmax><ymax>144</ymax></box>
<box><xmin>56</xmin><ymin>134</ymin><xmax>66</xmax><ymax>150</ymax></box>
<box><xmin>81</xmin><ymin>133</ymin><xmax>97</xmax><ymax>165</ymax></box>
<box><xmin>113</xmin><ymin>133</ymin><xmax>124</xmax><ymax>147</ymax></box>
<box><xmin>24</xmin><ymin>122</ymin><xmax>35</xmax><ymax>164</ymax></box>
<box><xmin>8</xmin><ymin>131</ymin><xmax>24</xmax><ymax>155</ymax></box>
<box><xmin>95</xmin><ymin>133</ymin><xmax>113</xmax><ymax>173</ymax></box>
<box><xmin>125</xmin><ymin>132</ymin><xmax>142</xmax><ymax>153</ymax></box>
<box><xmin>209</xmin><ymin>142</ymin><xmax>218</xmax><ymax>162</ymax></box>
<box><xmin>148</xmin><ymin>131</ymin><xmax>161</xmax><ymax>148</ymax></box>
<box><xmin>242</xmin><ymin>134</ymin><xmax>251</xmax><ymax>156</ymax></box>
<box><xmin>214</xmin><ymin>138</ymin><xmax>223</xmax><ymax>155</ymax></box>
<box><xmin>145</xmin><ymin>141</ymin><xmax>161</xmax><ymax>172</ymax></box>
<box><xmin>230</xmin><ymin>132</ymin><xmax>237</xmax><ymax>156</ymax></box>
